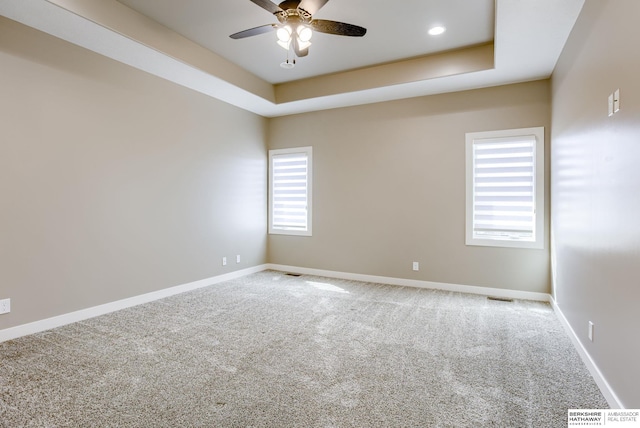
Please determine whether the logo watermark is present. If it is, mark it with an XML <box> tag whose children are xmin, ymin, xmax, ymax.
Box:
<box><xmin>568</xmin><ymin>410</ymin><xmax>640</xmax><ymax>427</ymax></box>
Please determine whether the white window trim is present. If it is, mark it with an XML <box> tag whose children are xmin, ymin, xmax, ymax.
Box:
<box><xmin>465</xmin><ymin>127</ymin><xmax>544</xmax><ymax>249</ymax></box>
<box><xmin>269</xmin><ymin>146</ymin><xmax>313</xmax><ymax>236</ymax></box>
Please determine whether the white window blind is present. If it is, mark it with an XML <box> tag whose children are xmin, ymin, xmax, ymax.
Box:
<box><xmin>466</xmin><ymin>128</ymin><xmax>544</xmax><ymax>249</ymax></box>
<box><xmin>269</xmin><ymin>147</ymin><xmax>312</xmax><ymax>236</ymax></box>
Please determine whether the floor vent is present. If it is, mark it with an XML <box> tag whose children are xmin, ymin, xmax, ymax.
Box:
<box><xmin>487</xmin><ymin>296</ymin><xmax>514</xmax><ymax>302</ymax></box>
<box><xmin>285</xmin><ymin>273</ymin><xmax>302</xmax><ymax>277</ymax></box>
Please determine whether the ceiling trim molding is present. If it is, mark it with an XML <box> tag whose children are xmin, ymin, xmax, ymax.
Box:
<box><xmin>0</xmin><ymin>0</ymin><xmax>584</xmax><ymax>117</ymax></box>
<box><xmin>275</xmin><ymin>43</ymin><xmax>494</xmax><ymax>104</ymax></box>
<box><xmin>45</xmin><ymin>0</ymin><xmax>275</xmax><ymax>102</ymax></box>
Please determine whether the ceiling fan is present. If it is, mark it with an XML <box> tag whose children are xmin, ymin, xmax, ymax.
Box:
<box><xmin>230</xmin><ymin>0</ymin><xmax>367</xmax><ymax>58</ymax></box>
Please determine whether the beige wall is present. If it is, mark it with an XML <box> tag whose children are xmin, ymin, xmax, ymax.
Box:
<box><xmin>551</xmin><ymin>0</ymin><xmax>640</xmax><ymax>408</ymax></box>
<box><xmin>269</xmin><ymin>80</ymin><xmax>551</xmax><ymax>293</ymax></box>
<box><xmin>0</xmin><ymin>17</ymin><xmax>268</xmax><ymax>330</ymax></box>
<box><xmin>3</xmin><ymin>0</ymin><xmax>636</xmax><ymax>409</ymax></box>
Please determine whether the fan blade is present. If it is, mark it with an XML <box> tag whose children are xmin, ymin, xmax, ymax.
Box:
<box><xmin>250</xmin><ymin>0</ymin><xmax>283</xmax><ymax>14</ymax></box>
<box><xmin>310</xmin><ymin>20</ymin><xmax>367</xmax><ymax>37</ymax></box>
<box><xmin>293</xmin><ymin>37</ymin><xmax>309</xmax><ymax>57</ymax></box>
<box><xmin>230</xmin><ymin>24</ymin><xmax>276</xmax><ymax>39</ymax></box>
<box><xmin>298</xmin><ymin>0</ymin><xmax>329</xmax><ymax>15</ymax></box>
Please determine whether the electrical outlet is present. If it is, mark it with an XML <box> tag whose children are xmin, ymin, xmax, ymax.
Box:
<box><xmin>588</xmin><ymin>321</ymin><xmax>594</xmax><ymax>342</ymax></box>
<box><xmin>236</xmin><ymin>255</ymin><xmax>241</xmax><ymax>264</ymax></box>
<box><xmin>412</xmin><ymin>262</ymin><xmax>419</xmax><ymax>271</ymax></box>
<box><xmin>0</xmin><ymin>299</ymin><xmax>10</xmax><ymax>315</ymax></box>
<box><xmin>222</xmin><ymin>257</ymin><xmax>227</xmax><ymax>266</ymax></box>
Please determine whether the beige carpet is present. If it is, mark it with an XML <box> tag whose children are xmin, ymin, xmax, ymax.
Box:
<box><xmin>0</xmin><ymin>270</ymin><xmax>607</xmax><ymax>427</ymax></box>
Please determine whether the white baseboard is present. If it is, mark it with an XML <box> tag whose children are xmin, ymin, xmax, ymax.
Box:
<box><xmin>269</xmin><ymin>264</ymin><xmax>624</xmax><ymax>406</ymax></box>
<box><xmin>0</xmin><ymin>265</ymin><xmax>268</xmax><ymax>343</ymax></box>
<box><xmin>0</xmin><ymin>264</ymin><xmax>550</xmax><ymax>344</ymax></box>
<box><xmin>2</xmin><ymin>263</ymin><xmax>619</xmax><ymax>408</ymax></box>
<box><xmin>550</xmin><ymin>297</ymin><xmax>623</xmax><ymax>409</ymax></box>
<box><xmin>266</xmin><ymin>264</ymin><xmax>551</xmax><ymax>302</ymax></box>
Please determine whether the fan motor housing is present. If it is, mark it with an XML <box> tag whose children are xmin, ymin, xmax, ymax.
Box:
<box><xmin>278</xmin><ymin>0</ymin><xmax>301</xmax><ymax>11</ymax></box>
<box><xmin>275</xmin><ymin>0</ymin><xmax>312</xmax><ymax>22</ymax></box>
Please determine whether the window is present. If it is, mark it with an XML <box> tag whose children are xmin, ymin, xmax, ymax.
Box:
<box><xmin>269</xmin><ymin>147</ymin><xmax>312</xmax><ymax>236</ymax></box>
<box><xmin>465</xmin><ymin>127</ymin><xmax>544</xmax><ymax>249</ymax></box>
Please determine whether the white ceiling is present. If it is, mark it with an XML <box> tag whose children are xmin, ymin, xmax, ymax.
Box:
<box><xmin>0</xmin><ymin>0</ymin><xmax>586</xmax><ymax>117</ymax></box>
<box><xmin>116</xmin><ymin>0</ymin><xmax>495</xmax><ymax>84</ymax></box>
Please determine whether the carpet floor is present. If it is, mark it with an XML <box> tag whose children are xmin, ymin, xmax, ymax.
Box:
<box><xmin>0</xmin><ymin>270</ymin><xmax>608</xmax><ymax>427</ymax></box>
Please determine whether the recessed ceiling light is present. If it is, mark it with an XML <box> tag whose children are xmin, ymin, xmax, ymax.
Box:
<box><xmin>428</xmin><ymin>26</ymin><xmax>446</xmax><ymax>36</ymax></box>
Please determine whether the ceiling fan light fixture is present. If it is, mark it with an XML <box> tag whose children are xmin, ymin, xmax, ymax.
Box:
<box><xmin>277</xmin><ymin>39</ymin><xmax>291</xmax><ymax>50</ymax></box>
<box><xmin>297</xmin><ymin>38</ymin><xmax>312</xmax><ymax>50</ymax></box>
<box><xmin>297</xmin><ymin>25</ymin><xmax>313</xmax><ymax>42</ymax></box>
<box><xmin>231</xmin><ymin>0</ymin><xmax>368</xmax><ymax>62</ymax></box>
<box><xmin>276</xmin><ymin>25</ymin><xmax>292</xmax><ymax>42</ymax></box>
